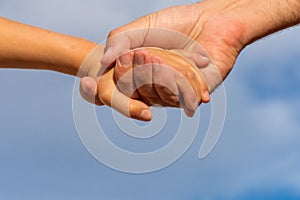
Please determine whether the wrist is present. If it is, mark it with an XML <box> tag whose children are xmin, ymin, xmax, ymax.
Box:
<box><xmin>193</xmin><ymin>1</ymin><xmax>247</xmax><ymax>80</ymax></box>
<box><xmin>200</xmin><ymin>0</ymin><xmax>300</xmax><ymax>45</ymax></box>
<box><xmin>193</xmin><ymin>0</ymin><xmax>300</xmax><ymax>83</ymax></box>
<box><xmin>47</xmin><ymin>34</ymin><xmax>97</xmax><ymax>77</ymax></box>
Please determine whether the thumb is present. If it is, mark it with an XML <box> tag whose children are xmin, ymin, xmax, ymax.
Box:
<box><xmin>80</xmin><ymin>76</ymin><xmax>103</xmax><ymax>106</ymax></box>
<box><xmin>101</xmin><ymin>24</ymin><xmax>149</xmax><ymax>68</ymax></box>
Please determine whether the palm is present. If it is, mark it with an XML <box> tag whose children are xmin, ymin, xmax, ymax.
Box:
<box><xmin>147</xmin><ymin>3</ymin><xmax>245</xmax><ymax>86</ymax></box>
<box><xmin>80</xmin><ymin>2</ymin><xmax>247</xmax><ymax>120</ymax></box>
<box><xmin>103</xmin><ymin>2</ymin><xmax>245</xmax><ymax>91</ymax></box>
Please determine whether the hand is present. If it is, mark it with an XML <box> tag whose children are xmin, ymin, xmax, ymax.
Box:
<box><xmin>81</xmin><ymin>0</ymin><xmax>300</xmax><ymax>119</ymax></box>
<box><xmin>81</xmin><ymin>1</ymin><xmax>247</xmax><ymax>113</ymax></box>
<box><xmin>113</xmin><ymin>47</ymin><xmax>211</xmax><ymax>117</ymax></box>
<box><xmin>100</xmin><ymin>1</ymin><xmax>247</xmax><ymax>90</ymax></box>
<box><xmin>80</xmin><ymin>46</ymin><xmax>210</xmax><ymax>120</ymax></box>
<box><xmin>79</xmin><ymin>45</ymin><xmax>153</xmax><ymax>121</ymax></box>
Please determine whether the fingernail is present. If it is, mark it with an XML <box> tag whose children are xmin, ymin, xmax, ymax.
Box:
<box><xmin>152</xmin><ymin>58</ymin><xmax>160</xmax><ymax>72</ymax></box>
<box><xmin>105</xmin><ymin>47</ymin><xmax>113</xmax><ymax>55</ymax></box>
<box><xmin>202</xmin><ymin>56</ymin><xmax>210</xmax><ymax>64</ymax></box>
<box><xmin>184</xmin><ymin>108</ymin><xmax>195</xmax><ymax>118</ymax></box>
<box><xmin>101</xmin><ymin>47</ymin><xmax>113</xmax><ymax>68</ymax></box>
<box><xmin>186</xmin><ymin>98</ymin><xmax>198</xmax><ymax>111</ymax></box>
<box><xmin>203</xmin><ymin>91</ymin><xmax>210</xmax><ymax>102</ymax></box>
<box><xmin>194</xmin><ymin>100</ymin><xmax>199</xmax><ymax>110</ymax></box>
<box><xmin>81</xmin><ymin>79</ymin><xmax>93</xmax><ymax>95</ymax></box>
<box><xmin>135</xmin><ymin>52</ymin><xmax>145</xmax><ymax>66</ymax></box>
<box><xmin>82</xmin><ymin>84</ymin><xmax>90</xmax><ymax>95</ymax></box>
<box><xmin>139</xmin><ymin>109</ymin><xmax>152</xmax><ymax>121</ymax></box>
<box><xmin>119</xmin><ymin>53</ymin><xmax>132</xmax><ymax>68</ymax></box>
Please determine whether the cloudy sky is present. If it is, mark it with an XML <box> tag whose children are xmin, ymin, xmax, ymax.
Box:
<box><xmin>1</xmin><ymin>0</ymin><xmax>300</xmax><ymax>199</ymax></box>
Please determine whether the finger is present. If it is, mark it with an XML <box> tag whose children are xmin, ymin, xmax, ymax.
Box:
<box><xmin>183</xmin><ymin>106</ymin><xmax>196</xmax><ymax>118</ymax></box>
<box><xmin>152</xmin><ymin>56</ymin><xmax>180</xmax><ymax>107</ymax></box>
<box><xmin>190</xmin><ymin>64</ymin><xmax>211</xmax><ymax>104</ymax></box>
<box><xmin>174</xmin><ymin>70</ymin><xmax>198</xmax><ymax>112</ymax></box>
<box><xmin>98</xmin><ymin>68</ymin><xmax>152</xmax><ymax>121</ymax></box>
<box><xmin>144</xmin><ymin>47</ymin><xmax>209</xmax><ymax>109</ymax></box>
<box><xmin>101</xmin><ymin>37</ymin><xmax>131</xmax><ymax>68</ymax></box>
<box><xmin>184</xmin><ymin>41</ymin><xmax>210</xmax><ymax>68</ymax></box>
<box><xmin>101</xmin><ymin>17</ymin><xmax>193</xmax><ymax>68</ymax></box>
<box><xmin>101</xmin><ymin>24</ymin><xmax>148</xmax><ymax>68</ymax></box>
<box><xmin>201</xmin><ymin>90</ymin><xmax>211</xmax><ymax>103</ymax></box>
<box><xmin>187</xmin><ymin>66</ymin><xmax>211</xmax><ymax>104</ymax></box>
<box><xmin>114</xmin><ymin>51</ymin><xmax>140</xmax><ymax>99</ymax></box>
<box><xmin>80</xmin><ymin>77</ymin><xmax>103</xmax><ymax>106</ymax></box>
<box><xmin>198</xmin><ymin>72</ymin><xmax>211</xmax><ymax>103</ymax></box>
<box><xmin>133</xmin><ymin>50</ymin><xmax>164</xmax><ymax>106</ymax></box>
<box><xmin>166</xmin><ymin>49</ymin><xmax>211</xmax><ymax>104</ymax></box>
<box><xmin>192</xmin><ymin>53</ymin><xmax>210</xmax><ymax>69</ymax></box>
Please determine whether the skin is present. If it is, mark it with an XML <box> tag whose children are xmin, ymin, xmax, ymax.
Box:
<box><xmin>0</xmin><ymin>17</ymin><xmax>95</xmax><ymax>76</ymax></box>
<box><xmin>81</xmin><ymin>0</ymin><xmax>300</xmax><ymax>113</ymax></box>
<box><xmin>102</xmin><ymin>47</ymin><xmax>210</xmax><ymax>117</ymax></box>
<box><xmin>0</xmin><ymin>17</ymin><xmax>208</xmax><ymax>121</ymax></box>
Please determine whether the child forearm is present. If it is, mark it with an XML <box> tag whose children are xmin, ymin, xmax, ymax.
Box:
<box><xmin>0</xmin><ymin>17</ymin><xmax>97</xmax><ymax>76</ymax></box>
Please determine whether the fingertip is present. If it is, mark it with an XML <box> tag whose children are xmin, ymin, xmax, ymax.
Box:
<box><xmin>119</xmin><ymin>51</ymin><xmax>134</xmax><ymax>68</ymax></box>
<box><xmin>183</xmin><ymin>107</ymin><xmax>195</xmax><ymax>118</ymax></box>
<box><xmin>142</xmin><ymin>49</ymin><xmax>151</xmax><ymax>63</ymax></box>
<box><xmin>115</xmin><ymin>52</ymin><xmax>134</xmax><ymax>79</ymax></box>
<box><xmin>202</xmin><ymin>91</ymin><xmax>211</xmax><ymax>103</ymax></box>
<box><xmin>134</xmin><ymin>50</ymin><xmax>145</xmax><ymax>66</ymax></box>
<box><xmin>101</xmin><ymin>47</ymin><xmax>114</xmax><ymax>68</ymax></box>
<box><xmin>152</xmin><ymin>56</ymin><xmax>160</xmax><ymax>73</ymax></box>
<box><xmin>80</xmin><ymin>77</ymin><xmax>103</xmax><ymax>106</ymax></box>
<box><xmin>101</xmin><ymin>47</ymin><xmax>133</xmax><ymax>68</ymax></box>
<box><xmin>199</xmin><ymin>74</ymin><xmax>211</xmax><ymax>103</ymax></box>
<box><xmin>183</xmin><ymin>94</ymin><xmax>198</xmax><ymax>111</ymax></box>
<box><xmin>152</xmin><ymin>55</ymin><xmax>167</xmax><ymax>74</ymax></box>
<box><xmin>139</xmin><ymin>109</ymin><xmax>153</xmax><ymax>121</ymax></box>
<box><xmin>80</xmin><ymin>77</ymin><xmax>97</xmax><ymax>96</ymax></box>
<box><xmin>194</xmin><ymin>55</ymin><xmax>210</xmax><ymax>68</ymax></box>
<box><xmin>152</xmin><ymin>56</ymin><xmax>161</xmax><ymax>64</ymax></box>
<box><xmin>128</xmin><ymin>100</ymin><xmax>152</xmax><ymax>121</ymax></box>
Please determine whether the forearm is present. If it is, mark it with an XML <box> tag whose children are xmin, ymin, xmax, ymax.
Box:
<box><xmin>193</xmin><ymin>0</ymin><xmax>300</xmax><ymax>82</ymax></box>
<box><xmin>0</xmin><ymin>17</ymin><xmax>97</xmax><ymax>76</ymax></box>
<box><xmin>207</xmin><ymin>0</ymin><xmax>300</xmax><ymax>45</ymax></box>
<box><xmin>244</xmin><ymin>0</ymin><xmax>300</xmax><ymax>44</ymax></box>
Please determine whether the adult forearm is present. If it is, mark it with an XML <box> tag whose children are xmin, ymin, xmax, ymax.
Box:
<box><xmin>216</xmin><ymin>0</ymin><xmax>300</xmax><ymax>45</ymax></box>
<box><xmin>191</xmin><ymin>0</ymin><xmax>300</xmax><ymax>82</ymax></box>
<box><xmin>246</xmin><ymin>0</ymin><xmax>300</xmax><ymax>44</ymax></box>
<box><xmin>0</xmin><ymin>17</ymin><xmax>97</xmax><ymax>76</ymax></box>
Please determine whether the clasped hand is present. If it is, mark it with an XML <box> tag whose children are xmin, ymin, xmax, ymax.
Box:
<box><xmin>80</xmin><ymin>2</ymin><xmax>246</xmax><ymax>121</ymax></box>
<box><xmin>80</xmin><ymin>46</ymin><xmax>211</xmax><ymax>121</ymax></box>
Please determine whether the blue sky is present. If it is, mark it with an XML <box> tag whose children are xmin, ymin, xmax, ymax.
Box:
<box><xmin>1</xmin><ymin>0</ymin><xmax>300</xmax><ymax>199</ymax></box>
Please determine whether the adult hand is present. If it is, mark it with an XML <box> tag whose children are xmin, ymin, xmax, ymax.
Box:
<box><xmin>101</xmin><ymin>0</ymin><xmax>300</xmax><ymax>86</ymax></box>
<box><xmin>81</xmin><ymin>0</ymin><xmax>300</xmax><ymax>118</ymax></box>
<box><xmin>80</xmin><ymin>46</ymin><xmax>210</xmax><ymax>120</ymax></box>
<box><xmin>113</xmin><ymin>47</ymin><xmax>211</xmax><ymax>117</ymax></box>
<box><xmin>100</xmin><ymin>1</ymin><xmax>247</xmax><ymax>90</ymax></box>
<box><xmin>80</xmin><ymin>1</ymin><xmax>246</xmax><ymax>113</ymax></box>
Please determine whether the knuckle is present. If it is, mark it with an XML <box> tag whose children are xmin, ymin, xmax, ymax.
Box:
<box><xmin>138</xmin><ymin>86</ymin><xmax>153</xmax><ymax>94</ymax></box>
<box><xmin>185</xmin><ymin>70</ymin><xmax>195</xmax><ymax>79</ymax></box>
<box><xmin>165</xmin><ymin>96</ymin><xmax>180</xmax><ymax>107</ymax></box>
<box><xmin>154</xmin><ymin>83</ymin><xmax>165</xmax><ymax>90</ymax></box>
<box><xmin>97</xmin><ymin>86</ymin><xmax>112</xmax><ymax>105</ymax></box>
<box><xmin>107</xmin><ymin>29</ymin><xmax>119</xmax><ymax>38</ymax></box>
